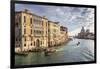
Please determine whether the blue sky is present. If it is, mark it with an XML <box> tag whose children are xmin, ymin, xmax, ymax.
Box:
<box><xmin>15</xmin><ymin>4</ymin><xmax>94</xmax><ymax>36</ymax></box>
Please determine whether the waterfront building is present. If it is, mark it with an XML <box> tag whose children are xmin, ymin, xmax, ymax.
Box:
<box><xmin>41</xmin><ymin>16</ymin><xmax>48</xmax><ymax>49</ymax></box>
<box><xmin>48</xmin><ymin>21</ymin><xmax>60</xmax><ymax>47</ymax></box>
<box><xmin>15</xmin><ymin>9</ymin><xmax>68</xmax><ymax>52</ymax></box>
<box><xmin>15</xmin><ymin>9</ymin><xmax>48</xmax><ymax>52</ymax></box>
<box><xmin>60</xmin><ymin>26</ymin><xmax>68</xmax><ymax>44</ymax></box>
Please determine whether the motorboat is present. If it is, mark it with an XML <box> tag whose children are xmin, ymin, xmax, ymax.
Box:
<box><xmin>44</xmin><ymin>48</ymin><xmax>56</xmax><ymax>56</ymax></box>
<box><xmin>77</xmin><ymin>42</ymin><xmax>80</xmax><ymax>46</ymax></box>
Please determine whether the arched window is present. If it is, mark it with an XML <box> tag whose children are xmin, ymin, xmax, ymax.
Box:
<box><xmin>34</xmin><ymin>41</ymin><xmax>35</xmax><ymax>46</ymax></box>
<box><xmin>31</xmin><ymin>29</ymin><xmax>32</xmax><ymax>34</ymax></box>
<box><xmin>30</xmin><ymin>18</ymin><xmax>32</xmax><ymax>24</ymax></box>
<box><xmin>24</xmin><ymin>28</ymin><xmax>26</xmax><ymax>34</ymax></box>
<box><xmin>31</xmin><ymin>43</ymin><xmax>32</xmax><ymax>46</ymax></box>
<box><xmin>16</xmin><ymin>22</ymin><xmax>18</xmax><ymax>27</ymax></box>
<box><xmin>24</xmin><ymin>43</ymin><xmax>26</xmax><ymax>47</ymax></box>
<box><xmin>41</xmin><ymin>41</ymin><xmax>42</xmax><ymax>45</ymax></box>
<box><xmin>16</xmin><ymin>38</ymin><xmax>18</xmax><ymax>41</ymax></box>
<box><xmin>24</xmin><ymin>16</ymin><xmax>26</xmax><ymax>23</ymax></box>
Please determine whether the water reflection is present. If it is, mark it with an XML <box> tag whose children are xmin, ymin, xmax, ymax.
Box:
<box><xmin>15</xmin><ymin>38</ymin><xmax>94</xmax><ymax>65</ymax></box>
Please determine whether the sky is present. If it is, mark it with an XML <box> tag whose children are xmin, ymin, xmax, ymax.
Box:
<box><xmin>15</xmin><ymin>4</ymin><xmax>94</xmax><ymax>36</ymax></box>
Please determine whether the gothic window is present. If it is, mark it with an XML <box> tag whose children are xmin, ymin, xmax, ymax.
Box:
<box><xmin>31</xmin><ymin>43</ymin><xmax>32</xmax><ymax>46</ymax></box>
<box><xmin>24</xmin><ymin>43</ymin><xmax>26</xmax><ymax>47</ymax></box>
<box><xmin>31</xmin><ymin>29</ymin><xmax>32</xmax><ymax>34</ymax></box>
<box><xmin>34</xmin><ymin>41</ymin><xmax>35</xmax><ymax>46</ymax></box>
<box><xmin>30</xmin><ymin>18</ymin><xmax>32</xmax><ymax>24</ymax></box>
<box><xmin>24</xmin><ymin>16</ymin><xmax>26</xmax><ymax>23</ymax></box>
<box><xmin>24</xmin><ymin>28</ymin><xmax>26</xmax><ymax>34</ymax></box>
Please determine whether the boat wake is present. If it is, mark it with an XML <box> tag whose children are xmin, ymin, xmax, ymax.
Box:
<box><xmin>56</xmin><ymin>48</ymin><xmax>64</xmax><ymax>52</ymax></box>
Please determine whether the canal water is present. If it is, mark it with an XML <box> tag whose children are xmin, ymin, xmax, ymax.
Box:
<box><xmin>15</xmin><ymin>38</ymin><xmax>95</xmax><ymax>65</ymax></box>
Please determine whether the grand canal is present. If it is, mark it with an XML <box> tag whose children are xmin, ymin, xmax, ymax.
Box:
<box><xmin>15</xmin><ymin>38</ymin><xmax>95</xmax><ymax>65</ymax></box>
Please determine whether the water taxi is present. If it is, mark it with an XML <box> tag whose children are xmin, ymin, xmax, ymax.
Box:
<box><xmin>44</xmin><ymin>48</ymin><xmax>56</xmax><ymax>56</ymax></box>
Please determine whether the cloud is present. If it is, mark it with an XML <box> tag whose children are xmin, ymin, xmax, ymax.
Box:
<box><xmin>68</xmin><ymin>27</ymin><xmax>82</xmax><ymax>36</ymax></box>
<box><xmin>15</xmin><ymin>4</ymin><xmax>94</xmax><ymax>35</ymax></box>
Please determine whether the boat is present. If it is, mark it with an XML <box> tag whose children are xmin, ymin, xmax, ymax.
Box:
<box><xmin>15</xmin><ymin>52</ymin><xmax>28</xmax><ymax>56</ymax></box>
<box><xmin>77</xmin><ymin>42</ymin><xmax>80</xmax><ymax>46</ymax></box>
<box><xmin>44</xmin><ymin>48</ymin><xmax>56</xmax><ymax>56</ymax></box>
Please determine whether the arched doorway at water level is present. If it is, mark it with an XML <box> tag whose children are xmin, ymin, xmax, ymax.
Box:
<box><xmin>36</xmin><ymin>39</ymin><xmax>40</xmax><ymax>47</ymax></box>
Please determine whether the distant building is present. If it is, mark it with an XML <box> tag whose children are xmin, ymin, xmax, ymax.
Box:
<box><xmin>77</xmin><ymin>26</ymin><xmax>94</xmax><ymax>40</ymax></box>
<box><xmin>60</xmin><ymin>26</ymin><xmax>68</xmax><ymax>44</ymax></box>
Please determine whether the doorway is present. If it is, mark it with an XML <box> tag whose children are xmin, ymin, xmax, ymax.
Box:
<box><xmin>36</xmin><ymin>39</ymin><xmax>40</xmax><ymax>47</ymax></box>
